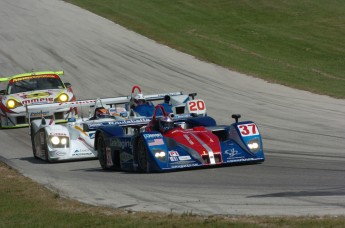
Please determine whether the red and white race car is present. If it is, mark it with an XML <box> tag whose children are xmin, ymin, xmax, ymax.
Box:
<box><xmin>0</xmin><ymin>71</ymin><xmax>76</xmax><ymax>128</ymax></box>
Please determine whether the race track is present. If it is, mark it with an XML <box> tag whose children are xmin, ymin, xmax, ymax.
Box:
<box><xmin>1</xmin><ymin>0</ymin><xmax>345</xmax><ymax>216</ymax></box>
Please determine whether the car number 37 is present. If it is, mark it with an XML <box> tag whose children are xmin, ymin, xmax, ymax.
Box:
<box><xmin>238</xmin><ymin>123</ymin><xmax>259</xmax><ymax>137</ymax></box>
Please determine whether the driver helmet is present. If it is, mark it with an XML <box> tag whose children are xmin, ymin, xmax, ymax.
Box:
<box><xmin>158</xmin><ymin>116</ymin><xmax>174</xmax><ymax>133</ymax></box>
<box><xmin>96</xmin><ymin>107</ymin><xmax>110</xmax><ymax>119</ymax></box>
<box><xmin>133</xmin><ymin>93</ymin><xmax>146</xmax><ymax>106</ymax></box>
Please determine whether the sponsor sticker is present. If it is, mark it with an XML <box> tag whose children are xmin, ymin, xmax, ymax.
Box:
<box><xmin>49</xmin><ymin>132</ymin><xmax>67</xmax><ymax>136</ymax></box>
<box><xmin>88</xmin><ymin>133</ymin><xmax>95</xmax><ymax>139</ymax></box>
<box><xmin>169</xmin><ymin>157</ymin><xmax>179</xmax><ymax>162</ymax></box>
<box><xmin>224</xmin><ymin>148</ymin><xmax>239</xmax><ymax>157</ymax></box>
<box><xmin>178</xmin><ymin>155</ymin><xmax>191</xmax><ymax>161</ymax></box>
<box><xmin>22</xmin><ymin>97</ymin><xmax>54</xmax><ymax>105</ymax></box>
<box><xmin>143</xmin><ymin>133</ymin><xmax>161</xmax><ymax>139</ymax></box>
<box><xmin>55</xmin><ymin>151</ymin><xmax>66</xmax><ymax>157</ymax></box>
<box><xmin>148</xmin><ymin>138</ymin><xmax>164</xmax><ymax>146</ymax></box>
<box><xmin>169</xmin><ymin>151</ymin><xmax>179</xmax><ymax>157</ymax></box>
<box><xmin>110</xmin><ymin>138</ymin><xmax>132</xmax><ymax>149</ymax></box>
<box><xmin>30</xmin><ymin>111</ymin><xmax>50</xmax><ymax>117</ymax></box>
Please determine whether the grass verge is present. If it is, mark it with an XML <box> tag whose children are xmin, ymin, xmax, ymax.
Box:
<box><xmin>64</xmin><ymin>0</ymin><xmax>345</xmax><ymax>98</ymax></box>
<box><xmin>1</xmin><ymin>161</ymin><xmax>345</xmax><ymax>227</ymax></box>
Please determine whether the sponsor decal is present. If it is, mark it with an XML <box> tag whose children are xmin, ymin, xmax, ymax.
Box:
<box><xmin>183</xmin><ymin>134</ymin><xmax>194</xmax><ymax>145</ymax></box>
<box><xmin>110</xmin><ymin>138</ymin><xmax>132</xmax><ymax>149</ymax></box>
<box><xmin>120</xmin><ymin>152</ymin><xmax>133</xmax><ymax>162</ymax></box>
<box><xmin>22</xmin><ymin>97</ymin><xmax>54</xmax><ymax>105</ymax></box>
<box><xmin>171</xmin><ymin>163</ymin><xmax>199</xmax><ymax>169</ymax></box>
<box><xmin>59</xmin><ymin>100</ymin><xmax>96</xmax><ymax>106</ymax></box>
<box><xmin>74</xmin><ymin>149</ymin><xmax>90</xmax><ymax>153</ymax></box>
<box><xmin>170</xmin><ymin>157</ymin><xmax>179</xmax><ymax>162</ymax></box>
<box><xmin>224</xmin><ymin>148</ymin><xmax>239</xmax><ymax>157</ymax></box>
<box><xmin>226</xmin><ymin>157</ymin><xmax>262</xmax><ymax>163</ymax></box>
<box><xmin>88</xmin><ymin>133</ymin><xmax>95</xmax><ymax>139</ymax></box>
<box><xmin>179</xmin><ymin>155</ymin><xmax>191</xmax><ymax>161</ymax></box>
<box><xmin>72</xmin><ymin>149</ymin><xmax>93</xmax><ymax>156</ymax></box>
<box><xmin>55</xmin><ymin>151</ymin><xmax>66</xmax><ymax>157</ymax></box>
<box><xmin>170</xmin><ymin>160</ymin><xmax>195</xmax><ymax>165</ymax></box>
<box><xmin>72</xmin><ymin>152</ymin><xmax>93</xmax><ymax>156</ymax></box>
<box><xmin>169</xmin><ymin>151</ymin><xmax>179</xmax><ymax>157</ymax></box>
<box><xmin>49</xmin><ymin>132</ymin><xmax>67</xmax><ymax>136</ymax></box>
<box><xmin>143</xmin><ymin>133</ymin><xmax>161</xmax><ymax>139</ymax></box>
<box><xmin>148</xmin><ymin>138</ymin><xmax>164</xmax><ymax>146</ymax></box>
<box><xmin>87</xmin><ymin>118</ymin><xmax>151</xmax><ymax>129</ymax></box>
<box><xmin>30</xmin><ymin>111</ymin><xmax>50</xmax><ymax>117</ymax></box>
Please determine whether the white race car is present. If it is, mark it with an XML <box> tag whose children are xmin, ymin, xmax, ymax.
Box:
<box><xmin>28</xmin><ymin>87</ymin><xmax>205</xmax><ymax>162</ymax></box>
<box><xmin>0</xmin><ymin>71</ymin><xmax>75</xmax><ymax>128</ymax></box>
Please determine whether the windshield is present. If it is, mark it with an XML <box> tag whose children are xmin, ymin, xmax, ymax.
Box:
<box><xmin>7</xmin><ymin>75</ymin><xmax>65</xmax><ymax>94</ymax></box>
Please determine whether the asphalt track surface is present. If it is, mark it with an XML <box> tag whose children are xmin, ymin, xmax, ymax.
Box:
<box><xmin>1</xmin><ymin>0</ymin><xmax>345</xmax><ymax>216</ymax></box>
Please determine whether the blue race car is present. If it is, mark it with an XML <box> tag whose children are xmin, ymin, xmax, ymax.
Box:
<box><xmin>94</xmin><ymin>105</ymin><xmax>265</xmax><ymax>172</ymax></box>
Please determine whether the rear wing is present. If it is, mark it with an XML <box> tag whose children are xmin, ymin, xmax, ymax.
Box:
<box><xmin>26</xmin><ymin>96</ymin><xmax>130</xmax><ymax>122</ymax></box>
<box><xmin>143</xmin><ymin>91</ymin><xmax>183</xmax><ymax>101</ymax></box>
<box><xmin>0</xmin><ymin>71</ymin><xmax>64</xmax><ymax>83</ymax></box>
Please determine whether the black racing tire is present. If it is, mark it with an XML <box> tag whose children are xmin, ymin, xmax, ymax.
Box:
<box><xmin>97</xmin><ymin>134</ymin><xmax>110</xmax><ymax>170</ymax></box>
<box><xmin>31</xmin><ymin>128</ymin><xmax>38</xmax><ymax>159</ymax></box>
<box><xmin>136</xmin><ymin>136</ymin><xmax>149</xmax><ymax>173</ymax></box>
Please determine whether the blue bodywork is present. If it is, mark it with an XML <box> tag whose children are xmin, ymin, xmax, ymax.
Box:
<box><xmin>94</xmin><ymin>116</ymin><xmax>265</xmax><ymax>172</ymax></box>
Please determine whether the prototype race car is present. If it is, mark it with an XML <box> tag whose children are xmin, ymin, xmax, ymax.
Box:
<box><xmin>95</xmin><ymin>105</ymin><xmax>265</xmax><ymax>172</ymax></box>
<box><xmin>28</xmin><ymin>96</ymin><xmax>128</xmax><ymax>162</ymax></box>
<box><xmin>0</xmin><ymin>71</ymin><xmax>75</xmax><ymax>128</ymax></box>
<box><xmin>27</xmin><ymin>86</ymin><xmax>201</xmax><ymax>162</ymax></box>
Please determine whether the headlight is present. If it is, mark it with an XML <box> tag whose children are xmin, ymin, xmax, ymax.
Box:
<box><xmin>60</xmin><ymin>138</ymin><xmax>67</xmax><ymax>145</ymax></box>
<box><xmin>247</xmin><ymin>138</ymin><xmax>260</xmax><ymax>152</ymax></box>
<box><xmin>49</xmin><ymin>136</ymin><xmax>69</xmax><ymax>148</ymax></box>
<box><xmin>55</xmin><ymin>93</ymin><xmax>69</xmax><ymax>102</ymax></box>
<box><xmin>153</xmin><ymin>149</ymin><xmax>166</xmax><ymax>162</ymax></box>
<box><xmin>51</xmin><ymin>136</ymin><xmax>60</xmax><ymax>145</ymax></box>
<box><xmin>155</xmin><ymin>151</ymin><xmax>166</xmax><ymax>158</ymax></box>
<box><xmin>6</xmin><ymin>99</ymin><xmax>17</xmax><ymax>109</ymax></box>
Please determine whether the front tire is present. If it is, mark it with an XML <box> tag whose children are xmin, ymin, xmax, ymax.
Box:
<box><xmin>136</xmin><ymin>137</ymin><xmax>149</xmax><ymax>173</ymax></box>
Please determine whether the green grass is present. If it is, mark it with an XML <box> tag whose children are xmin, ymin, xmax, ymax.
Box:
<box><xmin>64</xmin><ymin>0</ymin><xmax>345</xmax><ymax>98</ymax></box>
<box><xmin>1</xmin><ymin>162</ymin><xmax>345</xmax><ymax>227</ymax></box>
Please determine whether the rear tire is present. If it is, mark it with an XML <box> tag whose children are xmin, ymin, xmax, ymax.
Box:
<box><xmin>137</xmin><ymin>137</ymin><xmax>149</xmax><ymax>173</ymax></box>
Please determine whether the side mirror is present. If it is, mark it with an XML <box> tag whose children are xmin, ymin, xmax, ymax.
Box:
<box><xmin>0</xmin><ymin>90</ymin><xmax>6</xmax><ymax>95</ymax></box>
<box><xmin>64</xmin><ymin>82</ymin><xmax>71</xmax><ymax>88</ymax></box>
<box><xmin>232</xmin><ymin>114</ymin><xmax>241</xmax><ymax>123</ymax></box>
